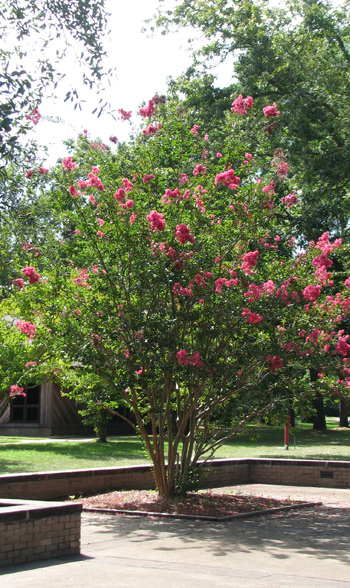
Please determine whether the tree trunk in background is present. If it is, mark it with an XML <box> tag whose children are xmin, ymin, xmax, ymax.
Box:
<box><xmin>288</xmin><ymin>406</ymin><xmax>295</xmax><ymax>428</ymax></box>
<box><xmin>339</xmin><ymin>396</ymin><xmax>349</xmax><ymax>428</ymax></box>
<box><xmin>310</xmin><ymin>369</ymin><xmax>327</xmax><ymax>431</ymax></box>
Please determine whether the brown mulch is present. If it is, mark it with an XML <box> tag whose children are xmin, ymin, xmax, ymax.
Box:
<box><xmin>79</xmin><ymin>488</ymin><xmax>306</xmax><ymax>518</ymax></box>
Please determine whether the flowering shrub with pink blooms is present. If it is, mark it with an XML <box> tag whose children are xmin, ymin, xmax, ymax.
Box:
<box><xmin>7</xmin><ymin>93</ymin><xmax>350</xmax><ymax>497</ymax></box>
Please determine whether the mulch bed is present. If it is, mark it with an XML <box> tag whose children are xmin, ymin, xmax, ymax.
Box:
<box><xmin>79</xmin><ymin>489</ymin><xmax>313</xmax><ymax>519</ymax></box>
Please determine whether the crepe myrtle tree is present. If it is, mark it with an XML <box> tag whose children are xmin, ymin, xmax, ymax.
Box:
<box><xmin>7</xmin><ymin>95</ymin><xmax>350</xmax><ymax>496</ymax></box>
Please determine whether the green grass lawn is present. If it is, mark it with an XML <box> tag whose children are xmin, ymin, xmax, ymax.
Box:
<box><xmin>0</xmin><ymin>420</ymin><xmax>349</xmax><ymax>474</ymax></box>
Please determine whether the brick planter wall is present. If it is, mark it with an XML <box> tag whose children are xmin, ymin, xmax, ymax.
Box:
<box><xmin>0</xmin><ymin>499</ymin><xmax>82</xmax><ymax>567</ymax></box>
<box><xmin>0</xmin><ymin>459</ymin><xmax>349</xmax><ymax>501</ymax></box>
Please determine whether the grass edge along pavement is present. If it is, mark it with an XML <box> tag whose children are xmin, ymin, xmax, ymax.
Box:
<box><xmin>0</xmin><ymin>420</ymin><xmax>350</xmax><ymax>474</ymax></box>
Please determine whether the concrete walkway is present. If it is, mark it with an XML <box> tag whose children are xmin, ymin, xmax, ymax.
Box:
<box><xmin>1</xmin><ymin>484</ymin><xmax>350</xmax><ymax>587</ymax></box>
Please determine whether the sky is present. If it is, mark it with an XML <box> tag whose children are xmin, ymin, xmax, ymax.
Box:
<box><xmin>32</xmin><ymin>0</ymin><xmax>234</xmax><ymax>164</ymax></box>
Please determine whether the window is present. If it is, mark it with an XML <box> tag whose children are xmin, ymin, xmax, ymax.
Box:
<box><xmin>10</xmin><ymin>384</ymin><xmax>40</xmax><ymax>423</ymax></box>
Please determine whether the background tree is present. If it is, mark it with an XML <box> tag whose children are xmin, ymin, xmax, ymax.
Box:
<box><xmin>0</xmin><ymin>0</ymin><xmax>112</xmax><ymax>172</ymax></box>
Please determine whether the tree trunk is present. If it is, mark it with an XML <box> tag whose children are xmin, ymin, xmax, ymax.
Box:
<box><xmin>310</xmin><ymin>369</ymin><xmax>327</xmax><ymax>431</ymax></box>
<box><xmin>339</xmin><ymin>396</ymin><xmax>349</xmax><ymax>428</ymax></box>
<box><xmin>95</xmin><ymin>423</ymin><xmax>108</xmax><ymax>442</ymax></box>
<box><xmin>288</xmin><ymin>406</ymin><xmax>295</xmax><ymax>428</ymax></box>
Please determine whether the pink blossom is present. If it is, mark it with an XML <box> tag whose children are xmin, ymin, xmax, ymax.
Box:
<box><xmin>312</xmin><ymin>253</ymin><xmax>332</xmax><ymax>271</ymax></box>
<box><xmin>96</xmin><ymin>231</ymin><xmax>104</xmax><ymax>238</ymax></box>
<box><xmin>177</xmin><ymin>349</ymin><xmax>204</xmax><ymax>368</ymax></box>
<box><xmin>241</xmin><ymin>308</ymin><xmax>263</xmax><ymax>323</ymax></box>
<box><xmin>16</xmin><ymin>320</ymin><xmax>37</xmax><ymax>339</ymax></box>
<box><xmin>190</xmin><ymin>124</ymin><xmax>199</xmax><ymax>136</ymax></box>
<box><xmin>231</xmin><ymin>95</ymin><xmax>253</xmax><ymax>115</ymax></box>
<box><xmin>143</xmin><ymin>174</ymin><xmax>154</xmax><ymax>183</ymax></box>
<box><xmin>335</xmin><ymin>335</ymin><xmax>350</xmax><ymax>357</ymax></box>
<box><xmin>139</xmin><ymin>100</ymin><xmax>155</xmax><ymax>118</ymax></box>
<box><xmin>122</xmin><ymin>178</ymin><xmax>134</xmax><ymax>192</ymax></box>
<box><xmin>282</xmin><ymin>192</ymin><xmax>299</xmax><ymax>208</ymax></box>
<box><xmin>130</xmin><ymin>212</ymin><xmax>137</xmax><ymax>225</ymax></box>
<box><xmin>126</xmin><ymin>199</ymin><xmax>134</xmax><ymax>209</ymax></box>
<box><xmin>88</xmin><ymin>173</ymin><xmax>104</xmax><ymax>191</ymax></box>
<box><xmin>180</xmin><ymin>173</ymin><xmax>189</xmax><ymax>184</ymax></box>
<box><xmin>69</xmin><ymin>185</ymin><xmax>79</xmax><ymax>197</ymax></box>
<box><xmin>193</xmin><ymin>164</ymin><xmax>207</xmax><ymax>177</ymax></box>
<box><xmin>114</xmin><ymin>188</ymin><xmax>125</xmax><ymax>202</ymax></box>
<box><xmin>142</xmin><ymin>124</ymin><xmax>158</xmax><ymax>136</ymax></box>
<box><xmin>245</xmin><ymin>153</ymin><xmax>252</xmax><ymax>160</ymax></box>
<box><xmin>26</xmin><ymin>108</ymin><xmax>41</xmax><ymax>125</ymax></box>
<box><xmin>25</xmin><ymin>361</ymin><xmax>37</xmax><ymax>369</ymax></box>
<box><xmin>22</xmin><ymin>266</ymin><xmax>40</xmax><ymax>284</ymax></box>
<box><xmin>175</xmin><ymin>224</ymin><xmax>194</xmax><ymax>244</ymax></box>
<box><xmin>89</xmin><ymin>195</ymin><xmax>96</xmax><ymax>205</ymax></box>
<box><xmin>118</xmin><ymin>109</ymin><xmax>132</xmax><ymax>121</ymax></box>
<box><xmin>316</xmin><ymin>232</ymin><xmax>342</xmax><ymax>254</ymax></box>
<box><xmin>216</xmin><ymin>152</ymin><xmax>223</xmax><ymax>158</ymax></box>
<box><xmin>135</xmin><ymin>366</ymin><xmax>143</xmax><ymax>375</ymax></box>
<box><xmin>10</xmin><ymin>385</ymin><xmax>26</xmax><ymax>397</ymax></box>
<box><xmin>97</xmin><ymin>218</ymin><xmax>105</xmax><ymax>226</ymax></box>
<box><xmin>267</xmin><ymin>355</ymin><xmax>283</xmax><ymax>373</ymax></box>
<box><xmin>78</xmin><ymin>180</ymin><xmax>89</xmax><ymax>190</ymax></box>
<box><xmin>62</xmin><ymin>157</ymin><xmax>77</xmax><ymax>170</ymax></box>
<box><xmin>263</xmin><ymin>103</ymin><xmax>280</xmax><ymax>117</ymax></box>
<box><xmin>74</xmin><ymin>229</ymin><xmax>81</xmax><ymax>236</ymax></box>
<box><xmin>276</xmin><ymin>162</ymin><xmax>289</xmax><ymax>176</ymax></box>
<box><xmin>12</xmin><ymin>278</ymin><xmax>24</xmax><ymax>289</ymax></box>
<box><xmin>146</xmin><ymin>210</ymin><xmax>166</xmax><ymax>231</ymax></box>
<box><xmin>240</xmin><ymin>251</ymin><xmax>259</xmax><ymax>274</ymax></box>
<box><xmin>302</xmin><ymin>284</ymin><xmax>322</xmax><ymax>302</ymax></box>
<box><xmin>215</xmin><ymin>169</ymin><xmax>240</xmax><ymax>190</ymax></box>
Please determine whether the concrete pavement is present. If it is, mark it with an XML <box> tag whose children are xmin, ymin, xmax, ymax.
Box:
<box><xmin>1</xmin><ymin>484</ymin><xmax>350</xmax><ymax>587</ymax></box>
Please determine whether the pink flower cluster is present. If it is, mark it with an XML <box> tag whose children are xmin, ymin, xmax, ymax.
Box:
<box><xmin>73</xmin><ymin>269</ymin><xmax>89</xmax><ymax>287</ymax></box>
<box><xmin>146</xmin><ymin>210</ymin><xmax>166</xmax><ymax>231</ymax></box>
<box><xmin>215</xmin><ymin>278</ymin><xmax>239</xmax><ymax>293</ymax></box>
<box><xmin>193</xmin><ymin>164</ymin><xmax>207</xmax><ymax>177</ymax></box>
<box><xmin>177</xmin><ymin>349</ymin><xmax>204</xmax><ymax>369</ymax></box>
<box><xmin>263</xmin><ymin>103</ymin><xmax>280</xmax><ymax>117</ymax></box>
<box><xmin>231</xmin><ymin>95</ymin><xmax>253</xmax><ymax>115</ymax></box>
<box><xmin>315</xmin><ymin>232</ymin><xmax>342</xmax><ymax>254</ymax></box>
<box><xmin>26</xmin><ymin>108</ymin><xmax>41</xmax><ymax>125</ymax></box>
<box><xmin>10</xmin><ymin>385</ymin><xmax>26</xmax><ymax>397</ymax></box>
<box><xmin>215</xmin><ymin>169</ymin><xmax>240</xmax><ymax>190</ymax></box>
<box><xmin>16</xmin><ymin>320</ymin><xmax>37</xmax><ymax>339</ymax></box>
<box><xmin>175</xmin><ymin>224</ymin><xmax>194</xmax><ymax>244</ymax></box>
<box><xmin>241</xmin><ymin>308</ymin><xmax>263</xmax><ymax>323</ymax></box>
<box><xmin>22</xmin><ymin>266</ymin><xmax>40</xmax><ymax>284</ymax></box>
<box><xmin>240</xmin><ymin>251</ymin><xmax>259</xmax><ymax>274</ymax></box>
<box><xmin>143</xmin><ymin>174</ymin><xmax>155</xmax><ymax>183</ymax></box>
<box><xmin>142</xmin><ymin>123</ymin><xmax>162</xmax><ymax>136</ymax></box>
<box><xmin>190</xmin><ymin>124</ymin><xmax>199</xmax><ymax>136</ymax></box>
<box><xmin>62</xmin><ymin>157</ymin><xmax>77</xmax><ymax>170</ymax></box>
<box><xmin>267</xmin><ymin>355</ymin><xmax>283</xmax><ymax>373</ymax></box>
<box><xmin>139</xmin><ymin>99</ymin><xmax>155</xmax><ymax>118</ymax></box>
<box><xmin>12</xmin><ymin>278</ymin><xmax>24</xmax><ymax>289</ymax></box>
<box><xmin>282</xmin><ymin>192</ymin><xmax>299</xmax><ymax>208</ymax></box>
<box><xmin>302</xmin><ymin>284</ymin><xmax>322</xmax><ymax>302</ymax></box>
<box><xmin>118</xmin><ymin>108</ymin><xmax>132</xmax><ymax>121</ymax></box>
<box><xmin>26</xmin><ymin>167</ymin><xmax>49</xmax><ymax>178</ymax></box>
